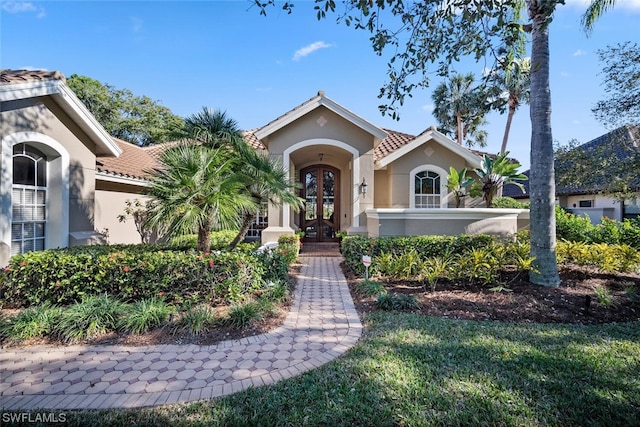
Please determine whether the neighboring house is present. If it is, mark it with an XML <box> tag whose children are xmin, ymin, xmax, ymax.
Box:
<box><xmin>1</xmin><ymin>69</ymin><xmax>528</xmax><ymax>267</ymax></box>
<box><xmin>503</xmin><ymin>125</ymin><xmax>640</xmax><ymax>223</ymax></box>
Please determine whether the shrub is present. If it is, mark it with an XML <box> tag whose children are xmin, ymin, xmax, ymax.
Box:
<box><xmin>0</xmin><ymin>245</ymin><xmax>264</xmax><ymax>308</ymax></box>
<box><xmin>54</xmin><ymin>294</ymin><xmax>127</xmax><ymax>343</ymax></box>
<box><xmin>376</xmin><ymin>293</ymin><xmax>420</xmax><ymax>311</ymax></box>
<box><xmin>557</xmin><ymin>241</ymin><xmax>640</xmax><ymax>273</ymax></box>
<box><xmin>555</xmin><ymin>206</ymin><xmax>640</xmax><ymax>248</ymax></box>
<box><xmin>491</xmin><ymin>197</ymin><xmax>529</xmax><ymax>209</ymax></box>
<box><xmin>259</xmin><ymin>281</ymin><xmax>290</xmax><ymax>304</ymax></box>
<box><xmin>341</xmin><ymin>234</ymin><xmax>495</xmax><ymax>275</ymax></box>
<box><xmin>119</xmin><ymin>298</ymin><xmax>175</xmax><ymax>334</ymax></box>
<box><xmin>277</xmin><ymin>234</ymin><xmax>301</xmax><ymax>265</ymax></box>
<box><xmin>169</xmin><ymin>230</ymin><xmax>239</xmax><ymax>250</ymax></box>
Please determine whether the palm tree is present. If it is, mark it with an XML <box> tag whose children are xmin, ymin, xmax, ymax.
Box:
<box><xmin>432</xmin><ymin>73</ymin><xmax>489</xmax><ymax>147</ymax></box>
<box><xmin>446</xmin><ymin>167</ymin><xmax>474</xmax><ymax>208</ymax></box>
<box><xmin>582</xmin><ymin>0</ymin><xmax>617</xmax><ymax>35</ymax></box>
<box><xmin>228</xmin><ymin>148</ymin><xmax>304</xmax><ymax>250</ymax></box>
<box><xmin>145</xmin><ymin>144</ymin><xmax>255</xmax><ymax>251</ymax></box>
<box><xmin>475</xmin><ymin>152</ymin><xmax>527</xmax><ymax>208</ymax></box>
<box><xmin>182</xmin><ymin>107</ymin><xmax>246</xmax><ymax>150</ymax></box>
<box><xmin>495</xmin><ymin>57</ymin><xmax>531</xmax><ymax>154</ymax></box>
<box><xmin>180</xmin><ymin>107</ymin><xmax>303</xmax><ymax>250</ymax></box>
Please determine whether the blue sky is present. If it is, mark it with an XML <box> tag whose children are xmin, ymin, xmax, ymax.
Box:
<box><xmin>2</xmin><ymin>0</ymin><xmax>639</xmax><ymax>170</ymax></box>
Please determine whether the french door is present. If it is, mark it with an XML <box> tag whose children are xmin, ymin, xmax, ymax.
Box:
<box><xmin>300</xmin><ymin>165</ymin><xmax>340</xmax><ymax>242</ymax></box>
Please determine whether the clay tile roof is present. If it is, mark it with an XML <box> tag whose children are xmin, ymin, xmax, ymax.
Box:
<box><xmin>96</xmin><ymin>138</ymin><xmax>160</xmax><ymax>180</ymax></box>
<box><xmin>242</xmin><ymin>129</ymin><xmax>266</xmax><ymax>150</ymax></box>
<box><xmin>374</xmin><ymin>129</ymin><xmax>416</xmax><ymax>161</ymax></box>
<box><xmin>1</xmin><ymin>69</ymin><xmax>66</xmax><ymax>84</ymax></box>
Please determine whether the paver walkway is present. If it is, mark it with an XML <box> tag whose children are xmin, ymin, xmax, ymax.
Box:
<box><xmin>0</xmin><ymin>256</ymin><xmax>361</xmax><ymax>411</ymax></box>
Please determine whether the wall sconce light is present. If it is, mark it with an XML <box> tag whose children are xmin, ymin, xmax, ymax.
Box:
<box><xmin>360</xmin><ymin>177</ymin><xmax>368</xmax><ymax>195</ymax></box>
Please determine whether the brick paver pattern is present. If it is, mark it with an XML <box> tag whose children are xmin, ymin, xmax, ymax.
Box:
<box><xmin>0</xmin><ymin>256</ymin><xmax>361</xmax><ymax>410</ymax></box>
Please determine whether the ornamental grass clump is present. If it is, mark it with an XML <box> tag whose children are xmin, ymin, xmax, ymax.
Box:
<box><xmin>55</xmin><ymin>294</ymin><xmax>127</xmax><ymax>343</ymax></box>
<box><xmin>176</xmin><ymin>304</ymin><xmax>217</xmax><ymax>336</ymax></box>
<box><xmin>226</xmin><ymin>301</ymin><xmax>264</xmax><ymax>328</ymax></box>
<box><xmin>119</xmin><ymin>298</ymin><xmax>175</xmax><ymax>334</ymax></box>
<box><xmin>3</xmin><ymin>303</ymin><xmax>62</xmax><ymax>341</ymax></box>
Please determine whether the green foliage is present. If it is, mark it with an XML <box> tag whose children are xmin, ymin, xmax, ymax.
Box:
<box><xmin>491</xmin><ymin>197</ymin><xmax>529</xmax><ymax>209</ymax></box>
<box><xmin>475</xmin><ymin>152</ymin><xmax>527</xmax><ymax>207</ymax></box>
<box><xmin>446</xmin><ymin>167</ymin><xmax>475</xmax><ymax>208</ymax></box>
<box><xmin>356</xmin><ymin>280</ymin><xmax>387</xmax><ymax>298</ymax></box>
<box><xmin>591</xmin><ymin>42</ymin><xmax>640</xmax><ymax>127</ymax></box>
<box><xmin>0</xmin><ymin>245</ymin><xmax>264</xmax><ymax>308</ymax></box>
<box><xmin>259</xmin><ymin>281</ymin><xmax>290</xmax><ymax>304</ymax></box>
<box><xmin>556</xmin><ymin>241</ymin><xmax>640</xmax><ymax>273</ymax></box>
<box><xmin>145</xmin><ymin>144</ymin><xmax>257</xmax><ymax>251</ymax></box>
<box><xmin>55</xmin><ymin>294</ymin><xmax>127</xmax><ymax>343</ymax></box>
<box><xmin>277</xmin><ymin>234</ymin><xmax>301</xmax><ymax>265</ymax></box>
<box><xmin>432</xmin><ymin>72</ymin><xmax>489</xmax><ymax>147</ymax></box>
<box><xmin>226</xmin><ymin>301</ymin><xmax>263</xmax><ymax>328</ymax></box>
<box><xmin>341</xmin><ymin>234</ymin><xmax>495</xmax><ymax>276</ymax></box>
<box><xmin>593</xmin><ymin>286</ymin><xmax>614</xmax><ymax>307</ymax></box>
<box><xmin>169</xmin><ymin>230</ymin><xmax>239</xmax><ymax>250</ymax></box>
<box><xmin>176</xmin><ymin>304</ymin><xmax>217</xmax><ymax>336</ymax></box>
<box><xmin>67</xmin><ymin>74</ymin><xmax>184</xmax><ymax>146</ymax></box>
<box><xmin>2</xmin><ymin>303</ymin><xmax>62</xmax><ymax>341</ymax></box>
<box><xmin>555</xmin><ymin>206</ymin><xmax>640</xmax><ymax>248</ymax></box>
<box><xmin>376</xmin><ymin>293</ymin><xmax>420</xmax><ymax>311</ymax></box>
<box><xmin>421</xmin><ymin>256</ymin><xmax>452</xmax><ymax>291</ymax></box>
<box><xmin>119</xmin><ymin>298</ymin><xmax>175</xmax><ymax>334</ymax></box>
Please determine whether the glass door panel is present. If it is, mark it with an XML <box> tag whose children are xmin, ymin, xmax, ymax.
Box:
<box><xmin>300</xmin><ymin>165</ymin><xmax>340</xmax><ymax>242</ymax></box>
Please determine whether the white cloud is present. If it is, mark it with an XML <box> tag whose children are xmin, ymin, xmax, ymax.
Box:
<box><xmin>422</xmin><ymin>103</ymin><xmax>435</xmax><ymax>113</ymax></box>
<box><xmin>573</xmin><ymin>49</ymin><xmax>587</xmax><ymax>57</ymax></box>
<box><xmin>1</xmin><ymin>1</ymin><xmax>45</xmax><ymax>17</ymax></box>
<box><xmin>560</xmin><ymin>71</ymin><xmax>570</xmax><ymax>77</ymax></box>
<box><xmin>130</xmin><ymin>17</ymin><xmax>143</xmax><ymax>33</ymax></box>
<box><xmin>573</xmin><ymin>120</ymin><xmax>581</xmax><ymax>125</ymax></box>
<box><xmin>293</xmin><ymin>41</ymin><xmax>332</xmax><ymax>61</ymax></box>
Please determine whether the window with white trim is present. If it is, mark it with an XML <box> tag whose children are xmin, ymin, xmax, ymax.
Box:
<box><xmin>414</xmin><ymin>170</ymin><xmax>441</xmax><ymax>208</ymax></box>
<box><xmin>246</xmin><ymin>201</ymin><xmax>268</xmax><ymax>240</ymax></box>
<box><xmin>11</xmin><ymin>144</ymin><xmax>47</xmax><ymax>255</ymax></box>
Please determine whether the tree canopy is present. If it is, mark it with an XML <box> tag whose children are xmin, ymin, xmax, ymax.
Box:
<box><xmin>592</xmin><ymin>42</ymin><xmax>640</xmax><ymax>129</ymax></box>
<box><xmin>432</xmin><ymin>72</ymin><xmax>489</xmax><ymax>147</ymax></box>
<box><xmin>67</xmin><ymin>74</ymin><xmax>184</xmax><ymax>146</ymax></box>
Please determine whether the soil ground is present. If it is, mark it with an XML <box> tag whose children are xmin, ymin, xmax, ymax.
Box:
<box><xmin>346</xmin><ymin>264</ymin><xmax>640</xmax><ymax>324</ymax></box>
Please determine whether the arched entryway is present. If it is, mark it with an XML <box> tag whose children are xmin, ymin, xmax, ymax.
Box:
<box><xmin>300</xmin><ymin>165</ymin><xmax>340</xmax><ymax>242</ymax></box>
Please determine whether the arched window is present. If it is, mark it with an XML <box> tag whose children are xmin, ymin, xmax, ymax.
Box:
<box><xmin>410</xmin><ymin>165</ymin><xmax>448</xmax><ymax>208</ymax></box>
<box><xmin>11</xmin><ymin>144</ymin><xmax>47</xmax><ymax>255</ymax></box>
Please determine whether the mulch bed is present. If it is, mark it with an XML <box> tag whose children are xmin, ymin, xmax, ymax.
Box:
<box><xmin>346</xmin><ymin>263</ymin><xmax>640</xmax><ymax>324</ymax></box>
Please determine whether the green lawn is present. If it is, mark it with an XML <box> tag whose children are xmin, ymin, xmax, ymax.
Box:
<box><xmin>45</xmin><ymin>313</ymin><xmax>640</xmax><ymax>427</ymax></box>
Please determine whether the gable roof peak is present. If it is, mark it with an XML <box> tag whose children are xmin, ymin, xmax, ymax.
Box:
<box><xmin>317</xmin><ymin>90</ymin><xmax>325</xmax><ymax>97</ymax></box>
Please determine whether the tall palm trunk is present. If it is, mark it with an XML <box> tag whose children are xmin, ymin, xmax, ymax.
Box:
<box><xmin>456</xmin><ymin>113</ymin><xmax>464</xmax><ymax>145</ymax></box>
<box><xmin>527</xmin><ymin>3</ymin><xmax>561</xmax><ymax>287</ymax></box>
<box><xmin>500</xmin><ymin>100</ymin><xmax>517</xmax><ymax>154</ymax></box>
<box><xmin>229</xmin><ymin>212</ymin><xmax>255</xmax><ymax>250</ymax></box>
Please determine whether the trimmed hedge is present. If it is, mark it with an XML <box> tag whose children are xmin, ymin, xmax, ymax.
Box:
<box><xmin>0</xmin><ymin>245</ymin><xmax>264</xmax><ymax>308</ymax></box>
<box><xmin>556</xmin><ymin>206</ymin><xmax>640</xmax><ymax>248</ymax></box>
<box><xmin>341</xmin><ymin>234</ymin><xmax>495</xmax><ymax>275</ymax></box>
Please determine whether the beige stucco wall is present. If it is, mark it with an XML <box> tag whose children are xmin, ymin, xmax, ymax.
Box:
<box><xmin>95</xmin><ymin>181</ymin><xmax>149</xmax><ymax>244</ymax></box>
<box><xmin>561</xmin><ymin>194</ymin><xmax>622</xmax><ymax>222</ymax></box>
<box><xmin>1</xmin><ymin>98</ymin><xmax>104</xmax><ymax>266</ymax></box>
<box><xmin>260</xmin><ymin>105</ymin><xmax>378</xmax><ymax>241</ymax></box>
<box><xmin>367</xmin><ymin>209</ymin><xmax>527</xmax><ymax>238</ymax></box>
<box><xmin>386</xmin><ymin>140</ymin><xmax>470</xmax><ymax>208</ymax></box>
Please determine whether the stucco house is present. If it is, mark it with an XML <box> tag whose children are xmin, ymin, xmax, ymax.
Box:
<box><xmin>503</xmin><ymin>125</ymin><xmax>640</xmax><ymax>223</ymax></box>
<box><xmin>1</xmin><ymin>69</ymin><xmax>528</xmax><ymax>267</ymax></box>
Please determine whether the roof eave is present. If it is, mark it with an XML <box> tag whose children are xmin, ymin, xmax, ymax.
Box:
<box><xmin>376</xmin><ymin>129</ymin><xmax>483</xmax><ymax>169</ymax></box>
<box><xmin>0</xmin><ymin>79</ymin><xmax>121</xmax><ymax>158</ymax></box>
<box><xmin>254</xmin><ymin>95</ymin><xmax>388</xmax><ymax>141</ymax></box>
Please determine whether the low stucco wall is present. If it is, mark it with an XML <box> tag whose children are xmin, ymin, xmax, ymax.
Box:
<box><xmin>366</xmin><ymin>208</ymin><xmax>530</xmax><ymax>238</ymax></box>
